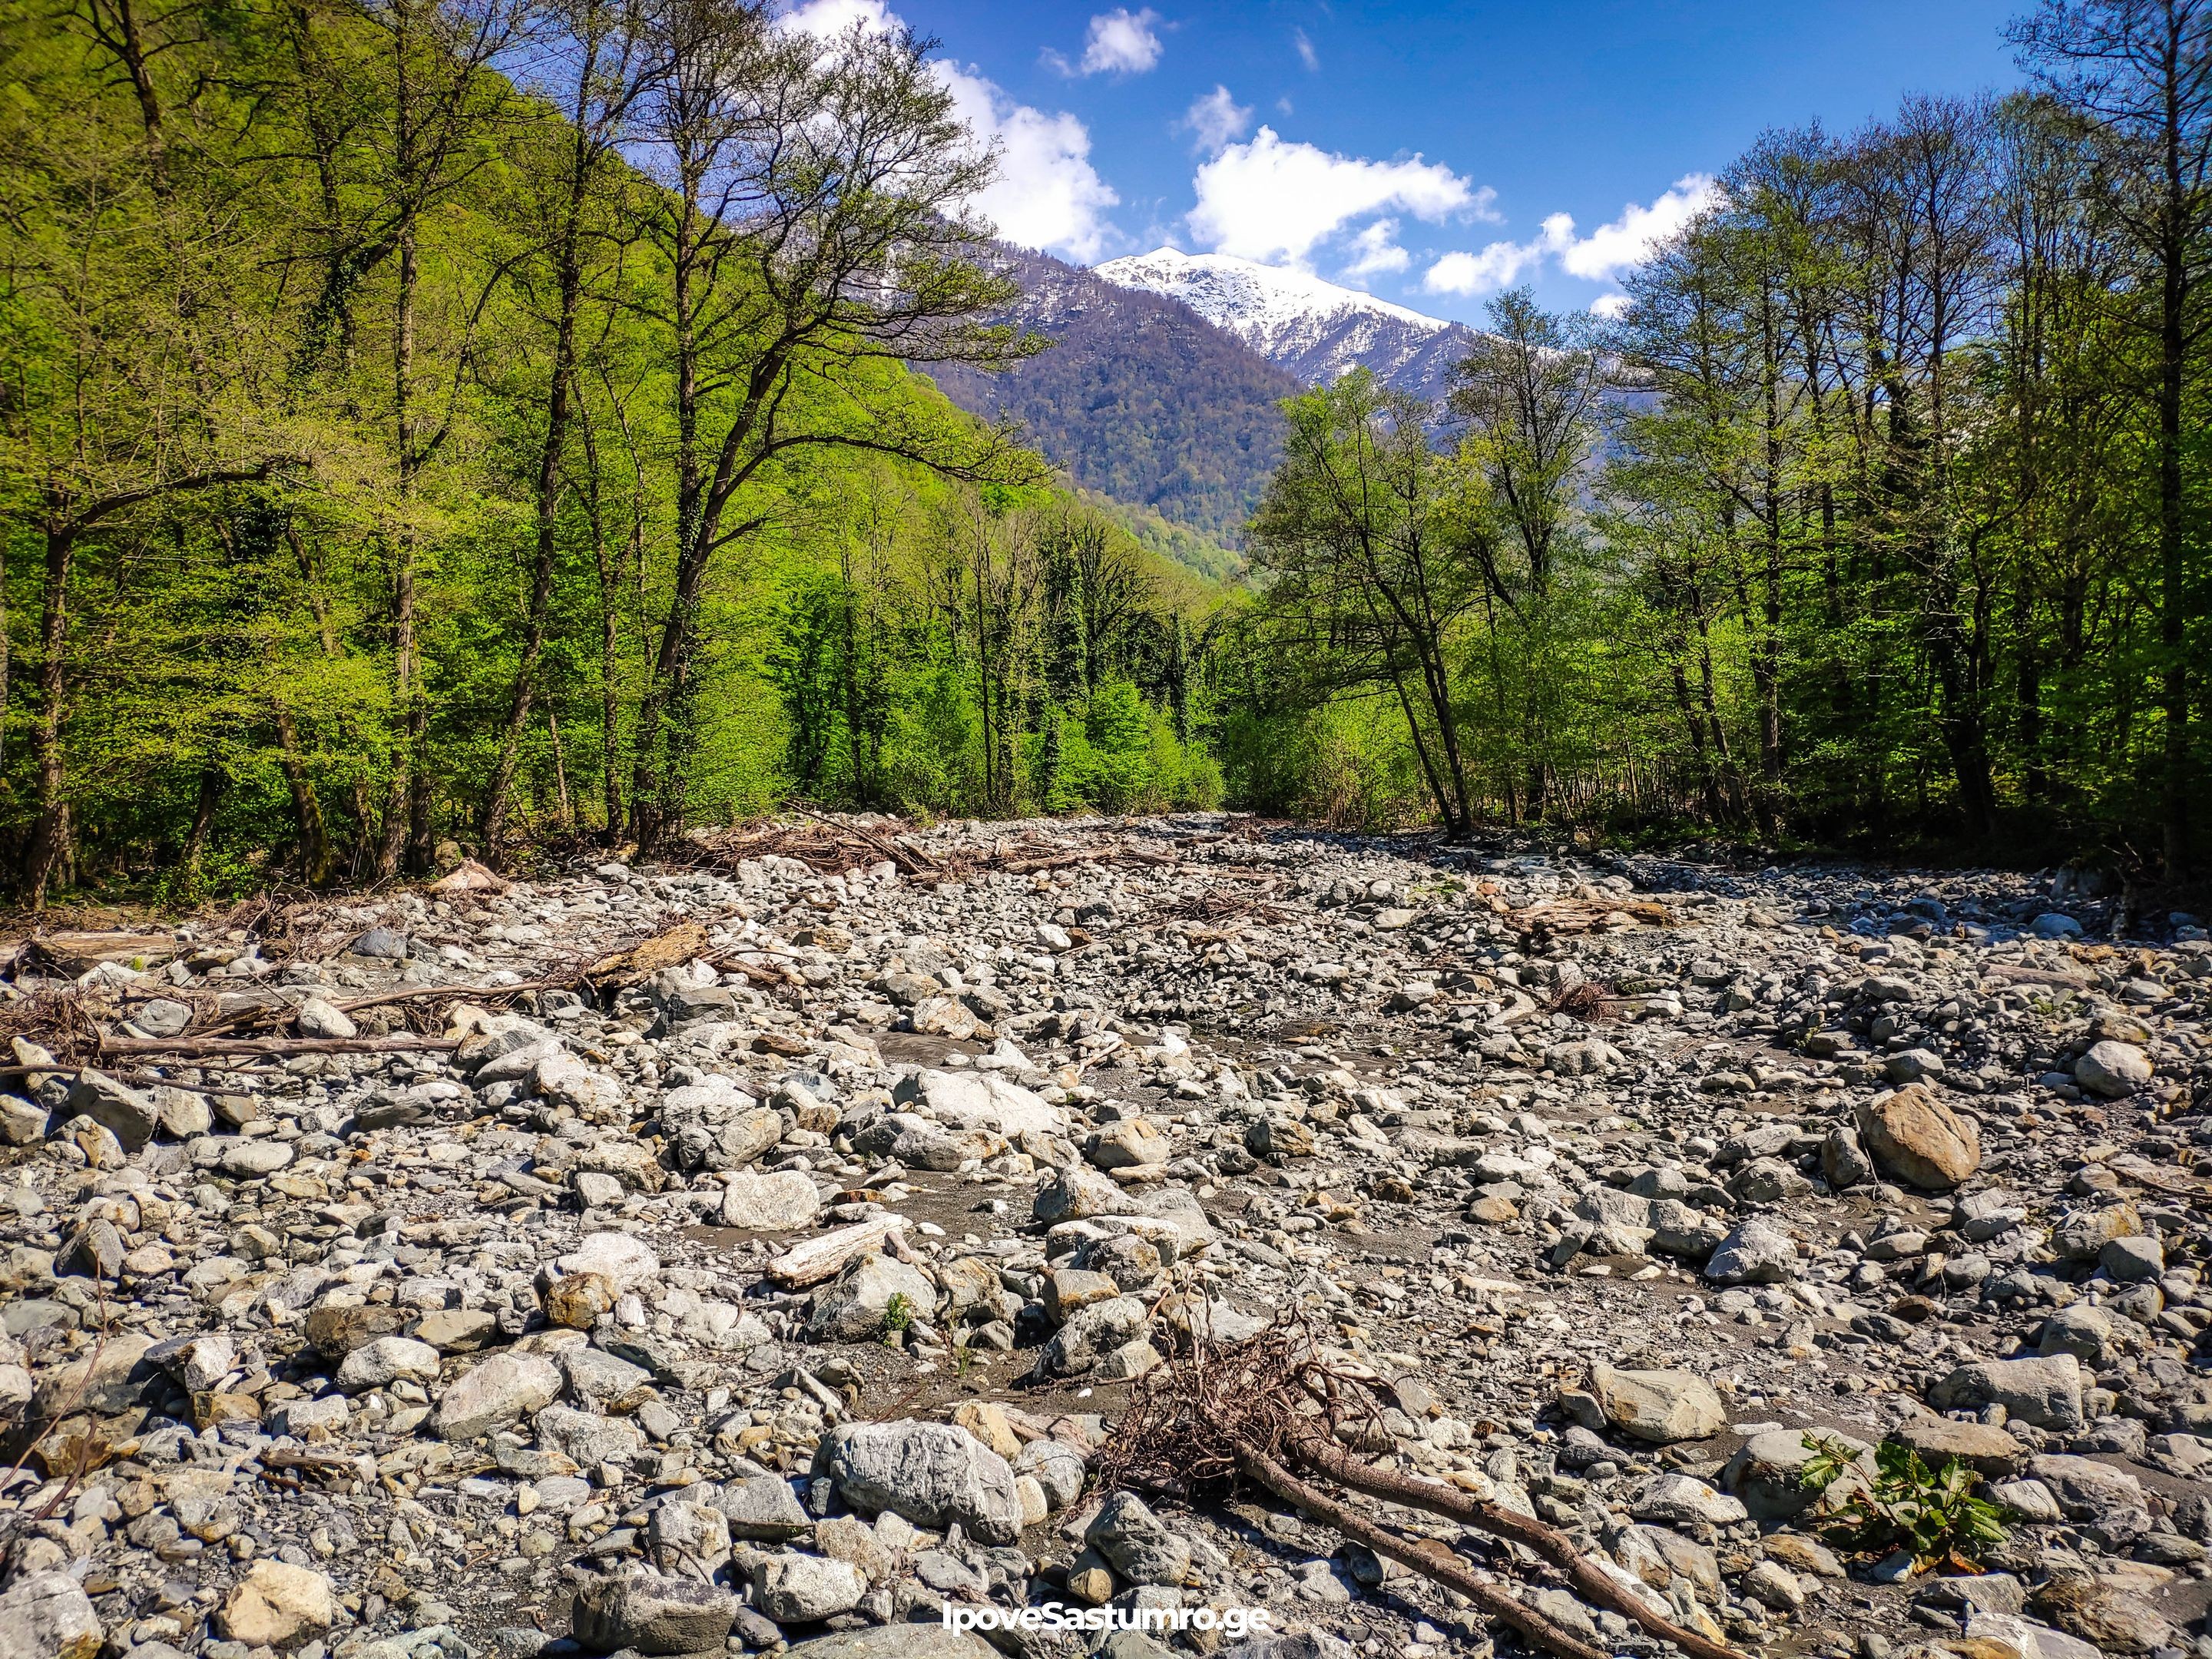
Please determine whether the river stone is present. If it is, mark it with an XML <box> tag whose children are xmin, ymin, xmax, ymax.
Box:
<box><xmin>1588</xmin><ymin>1363</ymin><xmax>1725</xmax><ymax>1443</ymax></box>
<box><xmin>1889</xmin><ymin>1416</ymin><xmax>2028</xmax><ymax>1479</ymax></box>
<box><xmin>432</xmin><ymin>1350</ymin><xmax>561</xmax><ymax>1440</ymax></box>
<box><xmin>1631</xmin><ymin>1472</ymin><xmax>1749</xmax><ymax>1527</ymax></box>
<box><xmin>712</xmin><ymin>1474</ymin><xmax>813</xmax><ymax>1541</ymax></box>
<box><xmin>2099</xmin><ymin>1233</ymin><xmax>2163</xmax><ymax>1282</ymax></box>
<box><xmin>336</xmin><ymin>1336</ymin><xmax>442</xmax><ymax>1392</ymax></box>
<box><xmin>1033</xmin><ymin>1164</ymin><xmax>1139</xmax><ymax>1223</ymax></box>
<box><xmin>296</xmin><ymin>997</ymin><xmax>357</xmax><ymax>1039</ymax></box>
<box><xmin>1964</xmin><ymin>1613</ymin><xmax>2102</xmax><ymax>1659</ymax></box>
<box><xmin>1086</xmin><ymin>1491</ymin><xmax>1191</xmax><ymax>1584</ymax></box>
<box><xmin>1854</xmin><ymin>1084</ymin><xmax>1981</xmax><ymax>1188</ymax></box>
<box><xmin>34</xmin><ymin>1331</ymin><xmax>156</xmax><ymax>1416</ymax></box>
<box><xmin>1722</xmin><ymin>1427</ymin><xmax>1870</xmax><ymax>1518</ymax></box>
<box><xmin>0</xmin><ymin>1570</ymin><xmax>102</xmax><ymax>1659</ymax></box>
<box><xmin>892</xmin><ymin>1068</ymin><xmax>1063</xmax><ymax>1137</ymax></box>
<box><xmin>571</xmin><ymin>1568</ymin><xmax>738</xmax><ymax>1655</ymax></box>
<box><xmin>807</xmin><ymin>1252</ymin><xmax>936</xmax><ymax>1342</ymax></box>
<box><xmin>1929</xmin><ymin>1353</ymin><xmax>2083</xmax><ymax>1430</ymax></box>
<box><xmin>2075</xmin><ymin>1041</ymin><xmax>2153</xmax><ymax>1099</ymax></box>
<box><xmin>812</xmin><ymin>1419</ymin><xmax>1024</xmax><ymax>1543</ymax></box>
<box><xmin>751</xmin><ymin>1552</ymin><xmax>868</xmax><ymax>1623</ymax></box>
<box><xmin>1704</xmin><ymin>1218</ymin><xmax>1798</xmax><ymax>1283</ymax></box>
<box><xmin>780</xmin><ymin>1631</ymin><xmax>998</xmax><ymax>1659</ymax></box>
<box><xmin>552</xmin><ymin>1231</ymin><xmax>661</xmax><ymax>1292</ymax></box>
<box><xmin>221</xmin><ymin>1561</ymin><xmax>336</xmax><ymax>1649</ymax></box>
<box><xmin>63</xmin><ymin>1071</ymin><xmax>157</xmax><ymax>1151</ymax></box>
<box><xmin>718</xmin><ymin>1169</ymin><xmax>822</xmax><ymax>1231</ymax></box>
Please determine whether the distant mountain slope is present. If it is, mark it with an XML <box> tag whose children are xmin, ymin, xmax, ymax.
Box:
<box><xmin>926</xmin><ymin>245</ymin><xmax>1300</xmax><ymax>548</ymax></box>
<box><xmin>1092</xmin><ymin>247</ymin><xmax>1480</xmax><ymax>402</ymax></box>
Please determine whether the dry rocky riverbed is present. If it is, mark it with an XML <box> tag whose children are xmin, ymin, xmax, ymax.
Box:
<box><xmin>2</xmin><ymin>815</ymin><xmax>2211</xmax><ymax>1659</ymax></box>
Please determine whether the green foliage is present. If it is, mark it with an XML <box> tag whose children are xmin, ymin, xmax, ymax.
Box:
<box><xmin>0</xmin><ymin>0</ymin><xmax>1219</xmax><ymax>898</ymax></box>
<box><xmin>880</xmin><ymin>1292</ymin><xmax>915</xmax><ymax>1343</ymax></box>
<box><xmin>1798</xmin><ymin>1435</ymin><xmax>2009</xmax><ymax>1567</ymax></box>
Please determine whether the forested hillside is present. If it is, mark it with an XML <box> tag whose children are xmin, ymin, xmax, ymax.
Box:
<box><xmin>0</xmin><ymin>0</ymin><xmax>1222</xmax><ymax>903</ymax></box>
<box><xmin>926</xmin><ymin>245</ymin><xmax>1298</xmax><ymax>554</ymax></box>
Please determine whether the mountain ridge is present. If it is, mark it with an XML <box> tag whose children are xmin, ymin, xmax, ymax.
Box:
<box><xmin>1091</xmin><ymin>247</ymin><xmax>1482</xmax><ymax>402</ymax></box>
<box><xmin>925</xmin><ymin>244</ymin><xmax>1300</xmax><ymax>556</ymax></box>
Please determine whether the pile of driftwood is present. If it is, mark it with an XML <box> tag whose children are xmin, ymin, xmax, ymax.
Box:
<box><xmin>0</xmin><ymin>918</ymin><xmax>720</xmax><ymax>1083</ymax></box>
<box><xmin>1096</xmin><ymin>1313</ymin><xmax>1743</xmax><ymax>1659</ymax></box>
<box><xmin>682</xmin><ymin>809</ymin><xmax>1194</xmax><ymax>884</ymax></box>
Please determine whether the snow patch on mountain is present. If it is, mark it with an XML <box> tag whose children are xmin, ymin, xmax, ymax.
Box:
<box><xmin>1091</xmin><ymin>247</ymin><xmax>1479</xmax><ymax>400</ymax></box>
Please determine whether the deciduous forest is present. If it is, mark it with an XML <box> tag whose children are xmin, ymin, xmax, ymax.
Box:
<box><xmin>2</xmin><ymin>0</ymin><xmax>2209</xmax><ymax>901</ymax></box>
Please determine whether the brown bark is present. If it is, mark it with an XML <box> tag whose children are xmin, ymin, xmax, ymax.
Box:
<box><xmin>1231</xmin><ymin>1442</ymin><xmax>1609</xmax><ymax>1659</ymax></box>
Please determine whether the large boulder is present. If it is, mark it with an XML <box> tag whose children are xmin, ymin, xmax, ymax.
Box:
<box><xmin>1588</xmin><ymin>1364</ymin><xmax>1725</xmax><ymax>1444</ymax></box>
<box><xmin>551</xmin><ymin>1231</ymin><xmax>661</xmax><ymax>1293</ymax></box>
<box><xmin>807</xmin><ymin>1253</ymin><xmax>937</xmax><ymax>1343</ymax></box>
<box><xmin>782</xmin><ymin>1631</ymin><xmax>998</xmax><ymax>1659</ymax></box>
<box><xmin>62</xmin><ymin>1071</ymin><xmax>157</xmax><ymax>1151</ymax></box>
<box><xmin>813</xmin><ymin>1419</ymin><xmax>1024</xmax><ymax>1543</ymax></box>
<box><xmin>718</xmin><ymin>1170</ymin><xmax>823</xmax><ymax>1232</ymax></box>
<box><xmin>571</xmin><ymin>1568</ymin><xmax>739</xmax><ymax>1655</ymax></box>
<box><xmin>1853</xmin><ymin>1084</ymin><xmax>1981</xmax><ymax>1189</ymax></box>
<box><xmin>432</xmin><ymin>1350</ymin><xmax>561</xmax><ymax>1440</ymax></box>
<box><xmin>2075</xmin><ymin>1041</ymin><xmax>2153</xmax><ymax>1099</ymax></box>
<box><xmin>893</xmin><ymin>1069</ymin><xmax>1063</xmax><ymax>1137</ymax></box>
<box><xmin>751</xmin><ymin>1553</ymin><xmax>869</xmax><ymax>1623</ymax></box>
<box><xmin>1704</xmin><ymin>1219</ymin><xmax>1798</xmax><ymax>1283</ymax></box>
<box><xmin>1034</xmin><ymin>1165</ymin><xmax>1139</xmax><ymax>1224</ymax></box>
<box><xmin>220</xmin><ymin>1561</ymin><xmax>336</xmax><ymax>1649</ymax></box>
<box><xmin>1084</xmin><ymin>1492</ymin><xmax>1190</xmax><ymax>1585</ymax></box>
<box><xmin>1930</xmin><ymin>1354</ymin><xmax>2083</xmax><ymax>1431</ymax></box>
<box><xmin>1888</xmin><ymin>1416</ymin><xmax>2028</xmax><ymax>1479</ymax></box>
<box><xmin>0</xmin><ymin>1571</ymin><xmax>101</xmax><ymax>1659</ymax></box>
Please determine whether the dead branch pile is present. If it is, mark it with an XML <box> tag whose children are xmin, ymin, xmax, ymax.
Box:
<box><xmin>1094</xmin><ymin>1313</ymin><xmax>1743</xmax><ymax>1659</ymax></box>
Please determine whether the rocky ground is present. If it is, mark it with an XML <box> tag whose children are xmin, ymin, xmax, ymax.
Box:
<box><xmin>2</xmin><ymin>815</ymin><xmax>2209</xmax><ymax>1659</ymax></box>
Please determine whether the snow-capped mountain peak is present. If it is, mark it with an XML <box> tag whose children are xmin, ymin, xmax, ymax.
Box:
<box><xmin>1091</xmin><ymin>247</ymin><xmax>1476</xmax><ymax>400</ymax></box>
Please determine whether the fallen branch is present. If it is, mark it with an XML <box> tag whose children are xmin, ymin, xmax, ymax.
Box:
<box><xmin>98</xmin><ymin>1035</ymin><xmax>459</xmax><ymax>1059</ymax></box>
<box><xmin>786</xmin><ymin>805</ymin><xmax>939</xmax><ymax>875</ymax></box>
<box><xmin>200</xmin><ymin>974</ymin><xmax>582</xmax><ymax>1038</ymax></box>
<box><xmin>1233</xmin><ymin>1440</ymin><xmax>1608</xmax><ymax>1659</ymax></box>
<box><xmin>1288</xmin><ymin>1432</ymin><xmax>1743</xmax><ymax>1659</ymax></box>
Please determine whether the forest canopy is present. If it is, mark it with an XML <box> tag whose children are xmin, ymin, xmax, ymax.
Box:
<box><xmin>0</xmin><ymin>0</ymin><xmax>1224</xmax><ymax>903</ymax></box>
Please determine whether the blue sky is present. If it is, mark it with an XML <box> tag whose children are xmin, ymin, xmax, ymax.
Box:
<box><xmin>789</xmin><ymin>0</ymin><xmax>2026</xmax><ymax>323</ymax></box>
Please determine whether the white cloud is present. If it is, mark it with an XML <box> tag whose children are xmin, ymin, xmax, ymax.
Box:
<box><xmin>780</xmin><ymin>0</ymin><xmax>895</xmax><ymax>38</ymax></box>
<box><xmin>1554</xmin><ymin>174</ymin><xmax>1720</xmax><ymax>280</ymax></box>
<box><xmin>1292</xmin><ymin>27</ymin><xmax>1319</xmax><ymax>71</ymax></box>
<box><xmin>1189</xmin><ymin>126</ymin><xmax>1492</xmax><ymax>265</ymax></box>
<box><xmin>1421</xmin><ymin>174</ymin><xmax>1719</xmax><ymax>299</ymax></box>
<box><xmin>780</xmin><ymin>0</ymin><xmax>1119</xmax><ymax>262</ymax></box>
<box><xmin>1422</xmin><ymin>216</ymin><xmax>1572</xmax><ymax>296</ymax></box>
<box><xmin>939</xmin><ymin>64</ymin><xmax>1121</xmax><ymax>260</ymax></box>
<box><xmin>1181</xmin><ymin>84</ymin><xmax>1250</xmax><ymax>154</ymax></box>
<box><xmin>1343</xmin><ymin>219</ymin><xmax>1409</xmax><ymax>281</ymax></box>
<box><xmin>1073</xmin><ymin>8</ymin><xmax>1162</xmax><ymax>75</ymax></box>
<box><xmin>1423</xmin><ymin>243</ymin><xmax>1533</xmax><ymax>296</ymax></box>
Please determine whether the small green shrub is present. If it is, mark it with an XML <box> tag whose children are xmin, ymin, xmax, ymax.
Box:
<box><xmin>1799</xmin><ymin>1435</ymin><xmax>2008</xmax><ymax>1567</ymax></box>
<box><xmin>880</xmin><ymin>1291</ymin><xmax>915</xmax><ymax>1343</ymax></box>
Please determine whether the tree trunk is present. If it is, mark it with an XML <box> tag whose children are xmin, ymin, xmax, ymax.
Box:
<box><xmin>482</xmin><ymin>77</ymin><xmax>598</xmax><ymax>855</ymax></box>
<box><xmin>273</xmin><ymin>700</ymin><xmax>332</xmax><ymax>883</ymax></box>
<box><xmin>378</xmin><ymin>200</ymin><xmax>419</xmax><ymax>877</ymax></box>
<box><xmin>22</xmin><ymin>519</ymin><xmax>76</xmax><ymax>911</ymax></box>
<box><xmin>180</xmin><ymin>767</ymin><xmax>224</xmax><ymax>878</ymax></box>
<box><xmin>2160</xmin><ymin>234</ymin><xmax>2190</xmax><ymax>872</ymax></box>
